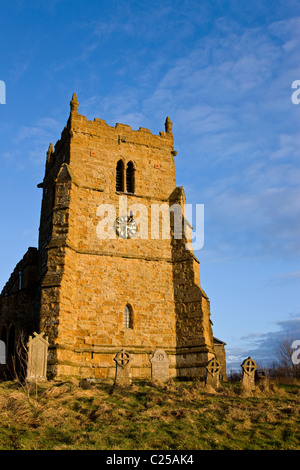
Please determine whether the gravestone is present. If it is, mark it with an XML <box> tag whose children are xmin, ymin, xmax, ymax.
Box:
<box><xmin>113</xmin><ymin>349</ymin><xmax>132</xmax><ymax>387</ymax></box>
<box><xmin>255</xmin><ymin>369</ymin><xmax>269</xmax><ymax>392</ymax></box>
<box><xmin>26</xmin><ymin>332</ymin><xmax>49</xmax><ymax>382</ymax></box>
<box><xmin>205</xmin><ymin>357</ymin><xmax>220</xmax><ymax>389</ymax></box>
<box><xmin>241</xmin><ymin>357</ymin><xmax>257</xmax><ymax>391</ymax></box>
<box><xmin>0</xmin><ymin>340</ymin><xmax>5</xmax><ymax>364</ymax></box>
<box><xmin>150</xmin><ymin>349</ymin><xmax>169</xmax><ymax>382</ymax></box>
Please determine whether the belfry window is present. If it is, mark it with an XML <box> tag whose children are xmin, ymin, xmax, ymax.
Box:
<box><xmin>116</xmin><ymin>160</ymin><xmax>124</xmax><ymax>192</ymax></box>
<box><xmin>123</xmin><ymin>304</ymin><xmax>133</xmax><ymax>329</ymax></box>
<box><xmin>116</xmin><ymin>160</ymin><xmax>135</xmax><ymax>194</ymax></box>
<box><xmin>126</xmin><ymin>161</ymin><xmax>135</xmax><ymax>194</ymax></box>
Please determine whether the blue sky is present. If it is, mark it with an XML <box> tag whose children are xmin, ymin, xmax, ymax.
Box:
<box><xmin>0</xmin><ymin>0</ymin><xmax>299</xmax><ymax>371</ymax></box>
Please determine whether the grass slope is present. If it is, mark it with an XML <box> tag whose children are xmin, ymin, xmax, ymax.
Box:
<box><xmin>0</xmin><ymin>379</ymin><xmax>299</xmax><ymax>450</ymax></box>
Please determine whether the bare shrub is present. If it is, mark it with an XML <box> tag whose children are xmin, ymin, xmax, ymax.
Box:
<box><xmin>227</xmin><ymin>369</ymin><xmax>242</xmax><ymax>383</ymax></box>
<box><xmin>267</xmin><ymin>337</ymin><xmax>300</xmax><ymax>381</ymax></box>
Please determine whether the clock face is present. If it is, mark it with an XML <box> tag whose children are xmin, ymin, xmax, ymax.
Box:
<box><xmin>114</xmin><ymin>215</ymin><xmax>137</xmax><ymax>239</ymax></box>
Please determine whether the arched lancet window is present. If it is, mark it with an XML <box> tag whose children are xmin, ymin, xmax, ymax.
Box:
<box><xmin>126</xmin><ymin>161</ymin><xmax>135</xmax><ymax>194</ymax></box>
<box><xmin>116</xmin><ymin>160</ymin><xmax>124</xmax><ymax>192</ymax></box>
<box><xmin>123</xmin><ymin>304</ymin><xmax>133</xmax><ymax>329</ymax></box>
<box><xmin>18</xmin><ymin>271</ymin><xmax>23</xmax><ymax>291</ymax></box>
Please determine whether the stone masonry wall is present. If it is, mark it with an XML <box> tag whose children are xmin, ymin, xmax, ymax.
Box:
<box><xmin>38</xmin><ymin>96</ymin><xmax>215</xmax><ymax>380</ymax></box>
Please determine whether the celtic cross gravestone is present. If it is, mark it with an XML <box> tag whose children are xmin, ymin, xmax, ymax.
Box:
<box><xmin>241</xmin><ymin>357</ymin><xmax>257</xmax><ymax>391</ymax></box>
<box><xmin>205</xmin><ymin>357</ymin><xmax>220</xmax><ymax>389</ymax></box>
<box><xmin>113</xmin><ymin>349</ymin><xmax>132</xmax><ymax>387</ymax></box>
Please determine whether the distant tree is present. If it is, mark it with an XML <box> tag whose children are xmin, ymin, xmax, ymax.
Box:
<box><xmin>269</xmin><ymin>337</ymin><xmax>300</xmax><ymax>379</ymax></box>
<box><xmin>227</xmin><ymin>369</ymin><xmax>242</xmax><ymax>383</ymax></box>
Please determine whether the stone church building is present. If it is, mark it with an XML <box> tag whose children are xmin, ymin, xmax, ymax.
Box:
<box><xmin>0</xmin><ymin>94</ymin><xmax>227</xmax><ymax>382</ymax></box>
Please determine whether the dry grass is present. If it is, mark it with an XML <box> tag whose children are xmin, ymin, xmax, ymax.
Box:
<box><xmin>0</xmin><ymin>379</ymin><xmax>299</xmax><ymax>450</ymax></box>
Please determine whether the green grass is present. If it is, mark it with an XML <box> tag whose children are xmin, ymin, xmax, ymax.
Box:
<box><xmin>0</xmin><ymin>379</ymin><xmax>299</xmax><ymax>450</ymax></box>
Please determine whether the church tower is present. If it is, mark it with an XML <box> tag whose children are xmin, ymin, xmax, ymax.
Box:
<box><xmin>37</xmin><ymin>94</ymin><xmax>215</xmax><ymax>380</ymax></box>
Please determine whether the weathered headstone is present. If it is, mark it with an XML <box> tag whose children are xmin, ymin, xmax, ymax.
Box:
<box><xmin>241</xmin><ymin>357</ymin><xmax>257</xmax><ymax>391</ymax></box>
<box><xmin>26</xmin><ymin>332</ymin><xmax>49</xmax><ymax>382</ymax></box>
<box><xmin>150</xmin><ymin>349</ymin><xmax>169</xmax><ymax>382</ymax></box>
<box><xmin>0</xmin><ymin>340</ymin><xmax>6</xmax><ymax>364</ymax></box>
<box><xmin>255</xmin><ymin>369</ymin><xmax>269</xmax><ymax>392</ymax></box>
<box><xmin>205</xmin><ymin>357</ymin><xmax>220</xmax><ymax>389</ymax></box>
<box><xmin>114</xmin><ymin>349</ymin><xmax>132</xmax><ymax>387</ymax></box>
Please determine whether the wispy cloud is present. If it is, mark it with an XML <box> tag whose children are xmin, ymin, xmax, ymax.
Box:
<box><xmin>5</xmin><ymin>117</ymin><xmax>62</xmax><ymax>169</ymax></box>
<box><xmin>73</xmin><ymin>15</ymin><xmax>300</xmax><ymax>263</ymax></box>
<box><xmin>226</xmin><ymin>316</ymin><xmax>300</xmax><ymax>370</ymax></box>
